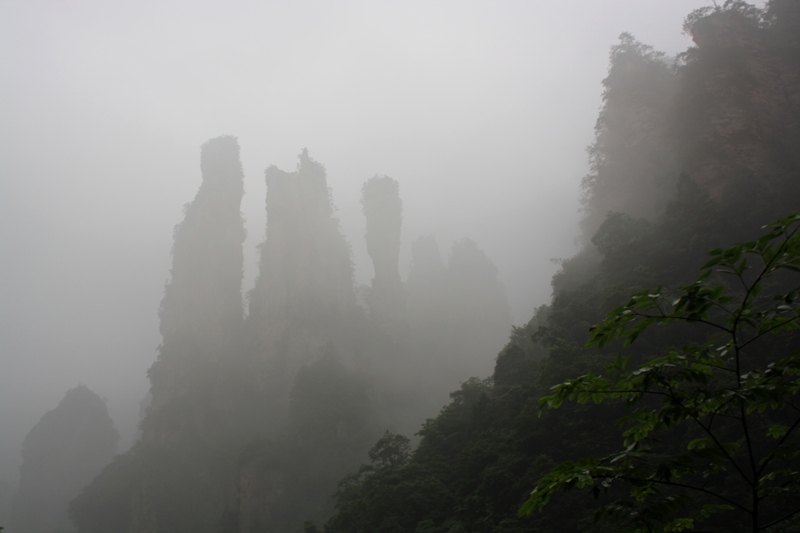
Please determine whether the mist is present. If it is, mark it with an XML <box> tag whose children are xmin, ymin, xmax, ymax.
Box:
<box><xmin>0</xmin><ymin>0</ymin><xmax>749</xmax><ymax>528</ymax></box>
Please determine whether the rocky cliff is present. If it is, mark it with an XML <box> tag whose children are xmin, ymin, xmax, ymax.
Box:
<box><xmin>248</xmin><ymin>149</ymin><xmax>361</xmax><ymax>406</ymax></box>
<box><xmin>71</xmin><ymin>136</ymin><xmax>249</xmax><ymax>533</ymax></box>
<box><xmin>361</xmin><ymin>175</ymin><xmax>407</xmax><ymax>338</ymax></box>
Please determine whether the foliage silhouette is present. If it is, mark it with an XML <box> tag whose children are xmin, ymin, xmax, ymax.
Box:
<box><xmin>522</xmin><ymin>213</ymin><xmax>800</xmax><ymax>532</ymax></box>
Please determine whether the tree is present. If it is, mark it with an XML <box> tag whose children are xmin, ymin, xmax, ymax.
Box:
<box><xmin>521</xmin><ymin>213</ymin><xmax>800</xmax><ymax>532</ymax></box>
<box><xmin>323</xmin><ymin>431</ymin><xmax>415</xmax><ymax>533</ymax></box>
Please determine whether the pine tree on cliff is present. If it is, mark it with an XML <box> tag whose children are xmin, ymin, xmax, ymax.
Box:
<box><xmin>12</xmin><ymin>386</ymin><xmax>118</xmax><ymax>533</ymax></box>
<box><xmin>361</xmin><ymin>175</ymin><xmax>406</xmax><ymax>334</ymax></box>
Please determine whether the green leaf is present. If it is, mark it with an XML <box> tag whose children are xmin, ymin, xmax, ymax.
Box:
<box><xmin>521</xmin><ymin>212</ymin><xmax>800</xmax><ymax>531</ymax></box>
<box><xmin>767</xmin><ymin>424</ymin><xmax>789</xmax><ymax>439</ymax></box>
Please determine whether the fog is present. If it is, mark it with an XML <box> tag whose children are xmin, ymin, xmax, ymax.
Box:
<box><xmin>0</xmin><ymin>0</ymin><xmax>729</xmax><ymax>509</ymax></box>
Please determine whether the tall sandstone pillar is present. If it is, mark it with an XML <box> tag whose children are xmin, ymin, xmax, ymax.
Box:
<box><xmin>71</xmin><ymin>136</ymin><xmax>248</xmax><ymax>533</ymax></box>
<box><xmin>146</xmin><ymin>134</ymin><xmax>246</xmax><ymax>436</ymax></box>
<box><xmin>248</xmin><ymin>149</ymin><xmax>358</xmax><ymax>405</ymax></box>
<box><xmin>361</xmin><ymin>175</ymin><xmax>407</xmax><ymax>336</ymax></box>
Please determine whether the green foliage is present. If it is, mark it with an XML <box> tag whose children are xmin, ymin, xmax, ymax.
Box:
<box><xmin>368</xmin><ymin>431</ymin><xmax>412</xmax><ymax>470</ymax></box>
<box><xmin>323</xmin><ymin>431</ymin><xmax>417</xmax><ymax>533</ymax></box>
<box><xmin>522</xmin><ymin>213</ymin><xmax>800</xmax><ymax>532</ymax></box>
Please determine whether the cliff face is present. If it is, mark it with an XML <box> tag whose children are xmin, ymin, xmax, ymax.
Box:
<box><xmin>12</xmin><ymin>386</ymin><xmax>118</xmax><ymax>533</ymax></box>
<box><xmin>248</xmin><ymin>149</ymin><xmax>359</xmax><ymax>403</ymax></box>
<box><xmin>581</xmin><ymin>33</ymin><xmax>679</xmax><ymax>239</ymax></box>
<box><xmin>161</xmin><ymin>137</ymin><xmax>246</xmax><ymax>341</ymax></box>
<box><xmin>73</xmin><ymin>144</ymin><xmax>370</xmax><ymax>533</ymax></box>
<box><xmin>71</xmin><ymin>136</ymin><xmax>249</xmax><ymax>533</ymax></box>
<box><xmin>231</xmin><ymin>152</ymin><xmax>369</xmax><ymax>531</ymax></box>
<box><xmin>145</xmin><ymin>134</ymin><xmax>247</xmax><ymax>441</ymax></box>
<box><xmin>402</xmin><ymin>237</ymin><xmax>511</xmax><ymax>420</ymax></box>
<box><xmin>361</xmin><ymin>175</ymin><xmax>406</xmax><ymax>336</ymax></box>
<box><xmin>582</xmin><ymin>2</ymin><xmax>800</xmax><ymax>242</ymax></box>
<box><xmin>677</xmin><ymin>3</ymin><xmax>800</xmax><ymax>204</ymax></box>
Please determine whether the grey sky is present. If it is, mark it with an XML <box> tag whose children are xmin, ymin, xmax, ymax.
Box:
<box><xmin>0</xmin><ymin>0</ymin><xmax>739</xmax><ymax>491</ymax></box>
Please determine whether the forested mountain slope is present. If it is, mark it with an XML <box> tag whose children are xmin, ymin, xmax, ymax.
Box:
<box><xmin>320</xmin><ymin>2</ymin><xmax>800</xmax><ymax>532</ymax></box>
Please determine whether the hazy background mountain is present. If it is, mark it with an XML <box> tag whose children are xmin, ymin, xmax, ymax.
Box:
<box><xmin>11</xmin><ymin>386</ymin><xmax>117</xmax><ymax>533</ymax></box>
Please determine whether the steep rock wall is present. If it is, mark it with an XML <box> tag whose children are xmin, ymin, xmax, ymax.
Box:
<box><xmin>71</xmin><ymin>136</ymin><xmax>248</xmax><ymax>533</ymax></box>
<box><xmin>361</xmin><ymin>175</ymin><xmax>407</xmax><ymax>338</ymax></box>
<box><xmin>248</xmin><ymin>149</ymin><xmax>360</xmax><ymax>404</ymax></box>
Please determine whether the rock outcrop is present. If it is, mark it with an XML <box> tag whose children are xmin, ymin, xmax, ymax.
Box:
<box><xmin>361</xmin><ymin>175</ymin><xmax>407</xmax><ymax>337</ymax></box>
<box><xmin>248</xmin><ymin>149</ymin><xmax>360</xmax><ymax>404</ymax></box>
<box><xmin>12</xmin><ymin>386</ymin><xmax>118</xmax><ymax>533</ymax></box>
<box><xmin>146</xmin><ymin>134</ymin><xmax>246</xmax><ymax>431</ymax></box>
<box><xmin>677</xmin><ymin>3</ymin><xmax>800</xmax><ymax>205</ymax></box>
<box><xmin>71</xmin><ymin>136</ymin><xmax>248</xmax><ymax>533</ymax></box>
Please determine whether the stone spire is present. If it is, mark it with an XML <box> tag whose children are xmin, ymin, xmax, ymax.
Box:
<box><xmin>148</xmin><ymin>135</ymin><xmax>246</xmax><ymax>415</ymax></box>
<box><xmin>248</xmin><ymin>149</ymin><xmax>357</xmax><ymax>400</ymax></box>
<box><xmin>361</xmin><ymin>175</ymin><xmax>406</xmax><ymax>331</ymax></box>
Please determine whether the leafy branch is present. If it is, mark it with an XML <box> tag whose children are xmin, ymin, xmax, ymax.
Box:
<box><xmin>521</xmin><ymin>213</ymin><xmax>800</xmax><ymax>532</ymax></box>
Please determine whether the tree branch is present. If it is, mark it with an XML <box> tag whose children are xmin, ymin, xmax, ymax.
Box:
<box><xmin>618</xmin><ymin>476</ymin><xmax>749</xmax><ymax>513</ymax></box>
